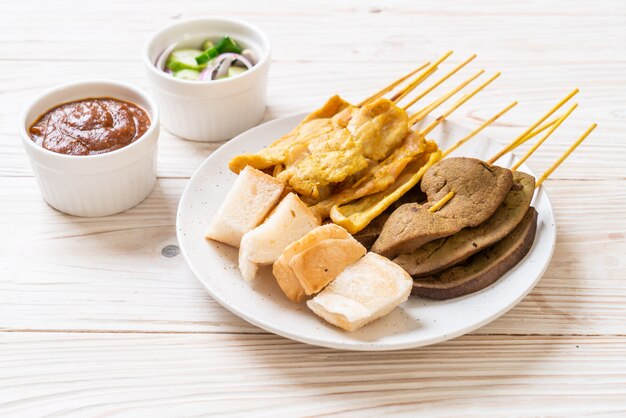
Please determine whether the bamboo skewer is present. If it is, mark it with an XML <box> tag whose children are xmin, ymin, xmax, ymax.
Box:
<box><xmin>511</xmin><ymin>103</ymin><xmax>578</xmax><ymax>171</ymax></box>
<box><xmin>442</xmin><ymin>101</ymin><xmax>518</xmax><ymax>158</ymax></box>
<box><xmin>390</xmin><ymin>65</ymin><xmax>439</xmax><ymax>103</ymax></box>
<box><xmin>488</xmin><ymin>89</ymin><xmax>579</xmax><ymax>164</ymax></box>
<box><xmin>419</xmin><ymin>72</ymin><xmax>503</xmax><ymax>137</ymax></box>
<box><xmin>522</xmin><ymin>116</ymin><xmax>559</xmax><ymax>142</ymax></box>
<box><xmin>535</xmin><ymin>123</ymin><xmax>597</xmax><ymax>188</ymax></box>
<box><xmin>428</xmin><ymin>190</ymin><xmax>456</xmax><ymax>213</ymax></box>
<box><xmin>357</xmin><ymin>61</ymin><xmax>431</xmax><ymax>107</ymax></box>
<box><xmin>390</xmin><ymin>51</ymin><xmax>453</xmax><ymax>103</ymax></box>
<box><xmin>408</xmin><ymin>70</ymin><xmax>486</xmax><ymax>126</ymax></box>
<box><xmin>401</xmin><ymin>54</ymin><xmax>477</xmax><ymax>110</ymax></box>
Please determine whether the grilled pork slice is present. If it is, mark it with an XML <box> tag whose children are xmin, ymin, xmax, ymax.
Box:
<box><xmin>371</xmin><ymin>204</ymin><xmax>461</xmax><ymax>257</ymax></box>
<box><xmin>307</xmin><ymin>252</ymin><xmax>413</xmax><ymax>332</ymax></box>
<box><xmin>411</xmin><ymin>207</ymin><xmax>538</xmax><ymax>300</ymax></box>
<box><xmin>205</xmin><ymin>166</ymin><xmax>284</xmax><ymax>248</ymax></box>
<box><xmin>395</xmin><ymin>171</ymin><xmax>535</xmax><ymax>277</ymax></box>
<box><xmin>238</xmin><ymin>193</ymin><xmax>320</xmax><ymax>281</ymax></box>
<box><xmin>421</xmin><ymin>157</ymin><xmax>513</xmax><ymax>226</ymax></box>
<box><xmin>372</xmin><ymin>158</ymin><xmax>513</xmax><ymax>258</ymax></box>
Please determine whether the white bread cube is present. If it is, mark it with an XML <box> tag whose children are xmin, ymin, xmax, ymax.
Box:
<box><xmin>273</xmin><ymin>224</ymin><xmax>366</xmax><ymax>302</ymax></box>
<box><xmin>205</xmin><ymin>166</ymin><xmax>284</xmax><ymax>248</ymax></box>
<box><xmin>307</xmin><ymin>252</ymin><xmax>413</xmax><ymax>332</ymax></box>
<box><xmin>239</xmin><ymin>193</ymin><xmax>320</xmax><ymax>281</ymax></box>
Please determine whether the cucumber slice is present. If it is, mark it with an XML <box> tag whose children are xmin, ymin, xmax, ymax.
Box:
<box><xmin>201</xmin><ymin>39</ymin><xmax>214</xmax><ymax>51</ymax></box>
<box><xmin>227</xmin><ymin>66</ymin><xmax>247</xmax><ymax>78</ymax></box>
<box><xmin>166</xmin><ymin>49</ymin><xmax>206</xmax><ymax>72</ymax></box>
<box><xmin>173</xmin><ymin>69</ymin><xmax>200</xmax><ymax>81</ymax></box>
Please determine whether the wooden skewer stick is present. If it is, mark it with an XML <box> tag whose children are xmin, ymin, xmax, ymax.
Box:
<box><xmin>511</xmin><ymin>103</ymin><xmax>578</xmax><ymax>171</ymax></box>
<box><xmin>522</xmin><ymin>116</ymin><xmax>559</xmax><ymax>142</ymax></box>
<box><xmin>492</xmin><ymin>111</ymin><xmax>570</xmax><ymax>163</ymax></box>
<box><xmin>419</xmin><ymin>72</ymin><xmax>503</xmax><ymax>137</ymax></box>
<box><xmin>409</xmin><ymin>69</ymin><xmax>486</xmax><ymax>126</ymax></box>
<box><xmin>401</xmin><ymin>54</ymin><xmax>477</xmax><ymax>110</ymax></box>
<box><xmin>428</xmin><ymin>190</ymin><xmax>456</xmax><ymax>213</ymax></box>
<box><xmin>357</xmin><ymin>61</ymin><xmax>431</xmax><ymax>107</ymax></box>
<box><xmin>488</xmin><ymin>88</ymin><xmax>579</xmax><ymax>164</ymax></box>
<box><xmin>442</xmin><ymin>101</ymin><xmax>518</xmax><ymax>158</ymax></box>
<box><xmin>390</xmin><ymin>51</ymin><xmax>453</xmax><ymax>103</ymax></box>
<box><xmin>535</xmin><ymin>123</ymin><xmax>597</xmax><ymax>188</ymax></box>
<box><xmin>390</xmin><ymin>65</ymin><xmax>439</xmax><ymax>103</ymax></box>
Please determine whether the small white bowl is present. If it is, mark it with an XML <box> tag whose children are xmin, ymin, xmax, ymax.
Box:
<box><xmin>20</xmin><ymin>80</ymin><xmax>160</xmax><ymax>217</ymax></box>
<box><xmin>143</xmin><ymin>17</ymin><xmax>271</xmax><ymax>142</ymax></box>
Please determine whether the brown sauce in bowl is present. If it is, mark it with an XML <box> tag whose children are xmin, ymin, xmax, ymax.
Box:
<box><xmin>28</xmin><ymin>98</ymin><xmax>151</xmax><ymax>156</ymax></box>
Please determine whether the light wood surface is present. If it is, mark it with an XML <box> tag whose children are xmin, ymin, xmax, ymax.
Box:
<box><xmin>1</xmin><ymin>0</ymin><xmax>625</xmax><ymax>416</ymax></box>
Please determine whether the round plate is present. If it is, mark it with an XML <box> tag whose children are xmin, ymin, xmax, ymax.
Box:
<box><xmin>177</xmin><ymin>113</ymin><xmax>556</xmax><ymax>351</ymax></box>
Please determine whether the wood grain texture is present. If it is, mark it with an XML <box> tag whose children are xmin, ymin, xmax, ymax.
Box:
<box><xmin>1</xmin><ymin>0</ymin><xmax>626</xmax><ymax>415</ymax></box>
<box><xmin>1</xmin><ymin>333</ymin><xmax>626</xmax><ymax>417</ymax></box>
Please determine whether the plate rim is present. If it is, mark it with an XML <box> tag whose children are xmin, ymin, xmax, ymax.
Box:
<box><xmin>176</xmin><ymin>112</ymin><xmax>557</xmax><ymax>351</ymax></box>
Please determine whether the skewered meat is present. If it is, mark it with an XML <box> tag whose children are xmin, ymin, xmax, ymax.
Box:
<box><xmin>411</xmin><ymin>207</ymin><xmax>537</xmax><ymax>299</ymax></box>
<box><xmin>371</xmin><ymin>158</ymin><xmax>513</xmax><ymax>257</ymax></box>
<box><xmin>395</xmin><ymin>171</ymin><xmax>535</xmax><ymax>276</ymax></box>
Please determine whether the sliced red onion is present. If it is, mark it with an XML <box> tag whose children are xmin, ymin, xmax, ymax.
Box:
<box><xmin>241</xmin><ymin>49</ymin><xmax>256</xmax><ymax>66</ymax></box>
<box><xmin>214</xmin><ymin>55</ymin><xmax>237</xmax><ymax>79</ymax></box>
<box><xmin>156</xmin><ymin>42</ymin><xmax>179</xmax><ymax>71</ymax></box>
<box><xmin>198</xmin><ymin>63</ymin><xmax>217</xmax><ymax>81</ymax></box>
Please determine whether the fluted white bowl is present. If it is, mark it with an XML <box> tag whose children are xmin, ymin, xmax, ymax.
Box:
<box><xmin>20</xmin><ymin>80</ymin><xmax>160</xmax><ymax>217</ymax></box>
<box><xmin>143</xmin><ymin>17</ymin><xmax>271</xmax><ymax>142</ymax></box>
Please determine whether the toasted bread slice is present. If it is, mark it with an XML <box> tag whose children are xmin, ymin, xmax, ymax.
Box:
<box><xmin>238</xmin><ymin>193</ymin><xmax>321</xmax><ymax>281</ymax></box>
<box><xmin>307</xmin><ymin>252</ymin><xmax>413</xmax><ymax>331</ymax></box>
<box><xmin>205</xmin><ymin>166</ymin><xmax>284</xmax><ymax>248</ymax></box>
<box><xmin>273</xmin><ymin>224</ymin><xmax>366</xmax><ymax>302</ymax></box>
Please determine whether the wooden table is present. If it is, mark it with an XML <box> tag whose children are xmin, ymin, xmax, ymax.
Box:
<box><xmin>2</xmin><ymin>1</ymin><xmax>625</xmax><ymax>416</ymax></box>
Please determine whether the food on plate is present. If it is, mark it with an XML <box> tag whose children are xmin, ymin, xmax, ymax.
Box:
<box><xmin>307</xmin><ymin>252</ymin><xmax>413</xmax><ymax>331</ymax></box>
<box><xmin>201</xmin><ymin>52</ymin><xmax>598</xmax><ymax>331</ymax></box>
<box><xmin>231</xmin><ymin>96</ymin><xmax>416</xmax><ymax>202</ymax></box>
<box><xmin>273</xmin><ymin>224</ymin><xmax>366</xmax><ymax>302</ymax></box>
<box><xmin>239</xmin><ymin>193</ymin><xmax>320</xmax><ymax>281</ymax></box>
<box><xmin>395</xmin><ymin>171</ymin><xmax>535</xmax><ymax>276</ymax></box>
<box><xmin>205</xmin><ymin>166</ymin><xmax>284</xmax><ymax>247</ymax></box>
<box><xmin>421</xmin><ymin>157</ymin><xmax>513</xmax><ymax>225</ymax></box>
<box><xmin>311</xmin><ymin>130</ymin><xmax>435</xmax><ymax>217</ymax></box>
<box><xmin>228</xmin><ymin>52</ymin><xmax>501</xmax><ymax>235</ymax></box>
<box><xmin>160</xmin><ymin>36</ymin><xmax>255</xmax><ymax>81</ymax></box>
<box><xmin>329</xmin><ymin>149</ymin><xmax>441</xmax><ymax>234</ymax></box>
<box><xmin>28</xmin><ymin>98</ymin><xmax>150</xmax><ymax>156</ymax></box>
<box><xmin>411</xmin><ymin>207</ymin><xmax>538</xmax><ymax>299</ymax></box>
<box><xmin>371</xmin><ymin>203</ymin><xmax>463</xmax><ymax>258</ymax></box>
<box><xmin>371</xmin><ymin>158</ymin><xmax>513</xmax><ymax>258</ymax></box>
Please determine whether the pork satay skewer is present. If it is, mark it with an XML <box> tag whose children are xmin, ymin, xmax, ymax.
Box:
<box><xmin>399</xmin><ymin>54</ymin><xmax>477</xmax><ymax>108</ymax></box>
<box><xmin>426</xmin><ymin>103</ymin><xmax>583</xmax><ymax>214</ymax></box>
<box><xmin>488</xmin><ymin>88</ymin><xmax>579</xmax><ymax>164</ymax></box>
<box><xmin>390</xmin><ymin>51</ymin><xmax>454</xmax><ymax>102</ymax></box>
<box><xmin>536</xmin><ymin>123</ymin><xmax>597</xmax><ymax>188</ymax></box>
<box><xmin>511</xmin><ymin>103</ymin><xmax>578</xmax><ymax>171</ymax></box>
<box><xmin>418</xmin><ymin>72</ymin><xmax>503</xmax><ymax>137</ymax></box>
<box><xmin>442</xmin><ymin>101</ymin><xmax>518</xmax><ymax>158</ymax></box>
<box><xmin>357</xmin><ymin>61</ymin><xmax>431</xmax><ymax>107</ymax></box>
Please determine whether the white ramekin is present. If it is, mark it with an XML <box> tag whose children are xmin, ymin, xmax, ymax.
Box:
<box><xmin>143</xmin><ymin>17</ymin><xmax>271</xmax><ymax>142</ymax></box>
<box><xmin>19</xmin><ymin>80</ymin><xmax>160</xmax><ymax>217</ymax></box>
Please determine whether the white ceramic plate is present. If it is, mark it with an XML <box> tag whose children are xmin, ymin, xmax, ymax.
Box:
<box><xmin>177</xmin><ymin>114</ymin><xmax>556</xmax><ymax>351</ymax></box>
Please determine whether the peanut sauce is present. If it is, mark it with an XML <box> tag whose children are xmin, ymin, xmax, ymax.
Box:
<box><xmin>29</xmin><ymin>98</ymin><xmax>150</xmax><ymax>156</ymax></box>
